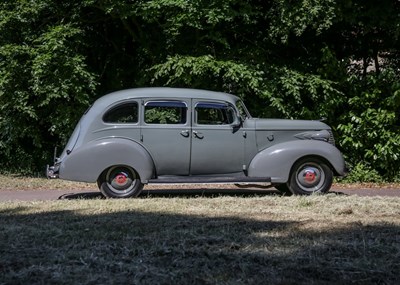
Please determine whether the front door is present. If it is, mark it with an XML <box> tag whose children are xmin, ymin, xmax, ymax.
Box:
<box><xmin>140</xmin><ymin>99</ymin><xmax>191</xmax><ymax>175</ymax></box>
<box><xmin>190</xmin><ymin>101</ymin><xmax>244</xmax><ymax>175</ymax></box>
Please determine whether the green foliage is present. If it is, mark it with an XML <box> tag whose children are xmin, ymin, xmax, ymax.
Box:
<box><xmin>145</xmin><ymin>107</ymin><xmax>181</xmax><ymax>124</ymax></box>
<box><xmin>0</xmin><ymin>1</ymin><xmax>97</xmax><ymax>172</ymax></box>
<box><xmin>151</xmin><ymin>55</ymin><xmax>264</xmax><ymax>95</ymax></box>
<box><xmin>269</xmin><ymin>0</ymin><xmax>336</xmax><ymax>43</ymax></box>
<box><xmin>0</xmin><ymin>0</ymin><xmax>399</xmax><ymax>180</ymax></box>
<box><xmin>338</xmin><ymin>71</ymin><xmax>400</xmax><ymax>180</ymax></box>
<box><xmin>263</xmin><ymin>67</ymin><xmax>344</xmax><ymax>120</ymax></box>
<box><xmin>340</xmin><ymin>163</ymin><xmax>383</xmax><ymax>183</ymax></box>
<box><xmin>31</xmin><ymin>24</ymin><xmax>97</xmax><ymax>142</ymax></box>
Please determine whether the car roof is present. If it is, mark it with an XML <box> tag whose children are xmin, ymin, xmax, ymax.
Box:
<box><xmin>94</xmin><ymin>87</ymin><xmax>240</xmax><ymax>106</ymax></box>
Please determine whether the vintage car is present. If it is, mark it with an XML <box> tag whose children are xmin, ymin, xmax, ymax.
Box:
<box><xmin>47</xmin><ymin>88</ymin><xmax>347</xmax><ymax>198</ymax></box>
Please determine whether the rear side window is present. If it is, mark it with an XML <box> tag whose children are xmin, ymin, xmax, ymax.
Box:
<box><xmin>103</xmin><ymin>102</ymin><xmax>138</xmax><ymax>123</ymax></box>
<box><xmin>145</xmin><ymin>101</ymin><xmax>187</xmax><ymax>124</ymax></box>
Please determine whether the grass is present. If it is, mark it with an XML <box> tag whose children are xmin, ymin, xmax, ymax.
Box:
<box><xmin>0</xmin><ymin>174</ymin><xmax>97</xmax><ymax>191</ymax></box>
<box><xmin>1</xmin><ymin>194</ymin><xmax>399</xmax><ymax>284</ymax></box>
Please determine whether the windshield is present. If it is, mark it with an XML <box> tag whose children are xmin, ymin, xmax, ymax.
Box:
<box><xmin>236</xmin><ymin>100</ymin><xmax>252</xmax><ymax>120</ymax></box>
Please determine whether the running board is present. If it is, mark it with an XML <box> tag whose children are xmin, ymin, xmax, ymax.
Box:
<box><xmin>148</xmin><ymin>176</ymin><xmax>271</xmax><ymax>184</ymax></box>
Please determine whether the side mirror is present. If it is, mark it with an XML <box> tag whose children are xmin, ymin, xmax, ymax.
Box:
<box><xmin>231</xmin><ymin>116</ymin><xmax>242</xmax><ymax>129</ymax></box>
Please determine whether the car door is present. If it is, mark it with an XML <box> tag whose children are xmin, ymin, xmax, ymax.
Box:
<box><xmin>190</xmin><ymin>100</ymin><xmax>244</xmax><ymax>175</ymax></box>
<box><xmin>140</xmin><ymin>99</ymin><xmax>191</xmax><ymax>176</ymax></box>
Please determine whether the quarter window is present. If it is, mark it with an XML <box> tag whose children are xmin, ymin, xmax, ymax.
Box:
<box><xmin>103</xmin><ymin>102</ymin><xmax>138</xmax><ymax>123</ymax></box>
<box><xmin>195</xmin><ymin>102</ymin><xmax>236</xmax><ymax>125</ymax></box>
<box><xmin>236</xmin><ymin>100</ymin><xmax>251</xmax><ymax>119</ymax></box>
<box><xmin>145</xmin><ymin>101</ymin><xmax>187</xmax><ymax>124</ymax></box>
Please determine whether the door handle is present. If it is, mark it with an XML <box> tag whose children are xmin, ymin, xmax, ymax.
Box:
<box><xmin>180</xmin><ymin>130</ymin><xmax>190</xmax><ymax>137</ymax></box>
<box><xmin>193</xmin><ymin>131</ymin><xmax>204</xmax><ymax>139</ymax></box>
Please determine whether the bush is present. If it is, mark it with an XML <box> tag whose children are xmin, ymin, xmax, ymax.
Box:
<box><xmin>340</xmin><ymin>163</ymin><xmax>383</xmax><ymax>183</ymax></box>
<box><xmin>337</xmin><ymin>71</ymin><xmax>400</xmax><ymax>181</ymax></box>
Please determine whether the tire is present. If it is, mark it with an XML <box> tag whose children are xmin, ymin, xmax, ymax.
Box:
<box><xmin>274</xmin><ymin>184</ymin><xmax>293</xmax><ymax>196</ymax></box>
<box><xmin>287</xmin><ymin>157</ymin><xmax>333</xmax><ymax>195</ymax></box>
<box><xmin>98</xmin><ymin>166</ymin><xmax>144</xmax><ymax>198</ymax></box>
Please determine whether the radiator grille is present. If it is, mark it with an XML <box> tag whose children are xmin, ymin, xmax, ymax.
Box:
<box><xmin>328</xmin><ymin>130</ymin><xmax>335</xmax><ymax>146</ymax></box>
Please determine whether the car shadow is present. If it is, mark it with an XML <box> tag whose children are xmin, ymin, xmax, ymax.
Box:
<box><xmin>59</xmin><ymin>187</ymin><xmax>287</xmax><ymax>200</ymax></box>
<box><xmin>58</xmin><ymin>192</ymin><xmax>105</xmax><ymax>200</ymax></box>
<box><xmin>330</xmin><ymin>190</ymin><xmax>349</xmax><ymax>196</ymax></box>
<box><xmin>59</xmin><ymin>187</ymin><xmax>350</xmax><ymax>200</ymax></box>
<box><xmin>140</xmin><ymin>188</ymin><xmax>283</xmax><ymax>198</ymax></box>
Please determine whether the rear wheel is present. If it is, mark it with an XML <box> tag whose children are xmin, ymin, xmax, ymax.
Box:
<box><xmin>98</xmin><ymin>166</ymin><xmax>143</xmax><ymax>198</ymax></box>
<box><xmin>287</xmin><ymin>157</ymin><xmax>333</xmax><ymax>195</ymax></box>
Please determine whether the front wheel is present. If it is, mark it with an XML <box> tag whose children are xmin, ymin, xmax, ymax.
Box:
<box><xmin>287</xmin><ymin>158</ymin><xmax>333</xmax><ymax>195</ymax></box>
<box><xmin>98</xmin><ymin>166</ymin><xmax>144</xmax><ymax>198</ymax></box>
<box><xmin>274</xmin><ymin>184</ymin><xmax>293</xmax><ymax>196</ymax></box>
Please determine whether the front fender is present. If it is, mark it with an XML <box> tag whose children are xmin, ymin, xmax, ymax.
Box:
<box><xmin>59</xmin><ymin>137</ymin><xmax>155</xmax><ymax>183</ymax></box>
<box><xmin>248</xmin><ymin>140</ymin><xmax>346</xmax><ymax>183</ymax></box>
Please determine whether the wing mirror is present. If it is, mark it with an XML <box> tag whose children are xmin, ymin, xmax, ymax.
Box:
<box><xmin>232</xmin><ymin>116</ymin><xmax>243</xmax><ymax>129</ymax></box>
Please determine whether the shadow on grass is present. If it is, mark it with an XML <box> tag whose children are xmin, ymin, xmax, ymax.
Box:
<box><xmin>59</xmin><ymin>188</ymin><xmax>284</xmax><ymax>200</ymax></box>
<box><xmin>0</xmin><ymin>204</ymin><xmax>398</xmax><ymax>284</ymax></box>
<box><xmin>59</xmin><ymin>191</ymin><xmax>105</xmax><ymax>200</ymax></box>
<box><xmin>59</xmin><ymin>188</ymin><xmax>348</xmax><ymax>200</ymax></box>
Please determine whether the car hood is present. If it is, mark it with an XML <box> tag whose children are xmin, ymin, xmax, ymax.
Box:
<box><xmin>252</xmin><ymin>118</ymin><xmax>330</xmax><ymax>131</ymax></box>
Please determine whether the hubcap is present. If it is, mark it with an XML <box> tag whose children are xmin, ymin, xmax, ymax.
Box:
<box><xmin>106</xmin><ymin>167</ymin><xmax>136</xmax><ymax>193</ymax></box>
<box><xmin>113</xmin><ymin>172</ymin><xmax>129</xmax><ymax>188</ymax></box>
<box><xmin>296</xmin><ymin>163</ymin><xmax>325</xmax><ymax>192</ymax></box>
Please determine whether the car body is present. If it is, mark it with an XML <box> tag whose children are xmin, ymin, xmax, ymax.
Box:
<box><xmin>47</xmin><ymin>87</ymin><xmax>347</xmax><ymax>197</ymax></box>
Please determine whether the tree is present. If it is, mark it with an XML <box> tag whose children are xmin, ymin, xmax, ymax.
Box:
<box><xmin>0</xmin><ymin>1</ymin><xmax>97</xmax><ymax>171</ymax></box>
<box><xmin>0</xmin><ymin>0</ymin><xmax>399</xmax><ymax>179</ymax></box>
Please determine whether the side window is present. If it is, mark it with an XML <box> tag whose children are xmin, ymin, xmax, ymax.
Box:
<box><xmin>145</xmin><ymin>101</ymin><xmax>187</xmax><ymax>124</ymax></box>
<box><xmin>195</xmin><ymin>102</ymin><xmax>236</xmax><ymax>125</ymax></box>
<box><xmin>103</xmin><ymin>102</ymin><xmax>138</xmax><ymax>123</ymax></box>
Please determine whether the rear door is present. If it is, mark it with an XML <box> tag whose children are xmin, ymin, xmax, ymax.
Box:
<box><xmin>140</xmin><ymin>99</ymin><xmax>191</xmax><ymax>176</ymax></box>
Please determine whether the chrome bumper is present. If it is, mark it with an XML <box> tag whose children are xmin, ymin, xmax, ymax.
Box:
<box><xmin>47</xmin><ymin>146</ymin><xmax>60</xmax><ymax>179</ymax></box>
<box><xmin>46</xmin><ymin>164</ymin><xmax>59</xmax><ymax>179</ymax></box>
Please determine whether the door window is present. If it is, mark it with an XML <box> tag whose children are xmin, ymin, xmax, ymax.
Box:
<box><xmin>195</xmin><ymin>102</ymin><xmax>236</xmax><ymax>125</ymax></box>
<box><xmin>144</xmin><ymin>101</ymin><xmax>187</xmax><ymax>124</ymax></box>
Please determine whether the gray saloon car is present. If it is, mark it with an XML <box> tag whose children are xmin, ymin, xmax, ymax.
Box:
<box><xmin>47</xmin><ymin>88</ymin><xmax>347</xmax><ymax>198</ymax></box>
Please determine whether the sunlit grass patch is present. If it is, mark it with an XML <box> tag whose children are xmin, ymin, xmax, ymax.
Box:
<box><xmin>0</xmin><ymin>174</ymin><xmax>97</xmax><ymax>191</ymax></box>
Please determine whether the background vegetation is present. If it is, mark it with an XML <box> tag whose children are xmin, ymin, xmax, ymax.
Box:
<box><xmin>0</xmin><ymin>0</ymin><xmax>399</xmax><ymax>180</ymax></box>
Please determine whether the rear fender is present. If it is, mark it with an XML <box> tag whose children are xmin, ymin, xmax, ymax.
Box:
<box><xmin>59</xmin><ymin>137</ymin><xmax>155</xmax><ymax>183</ymax></box>
<box><xmin>248</xmin><ymin>140</ymin><xmax>346</xmax><ymax>183</ymax></box>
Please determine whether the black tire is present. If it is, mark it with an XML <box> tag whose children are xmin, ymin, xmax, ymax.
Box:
<box><xmin>97</xmin><ymin>166</ymin><xmax>144</xmax><ymax>198</ymax></box>
<box><xmin>274</xmin><ymin>184</ymin><xmax>293</xmax><ymax>196</ymax></box>
<box><xmin>287</xmin><ymin>157</ymin><xmax>333</xmax><ymax>195</ymax></box>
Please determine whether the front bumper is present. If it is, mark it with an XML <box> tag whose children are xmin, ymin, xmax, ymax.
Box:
<box><xmin>46</xmin><ymin>164</ymin><xmax>59</xmax><ymax>179</ymax></box>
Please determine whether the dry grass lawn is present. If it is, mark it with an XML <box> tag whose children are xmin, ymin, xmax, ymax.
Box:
<box><xmin>0</xmin><ymin>193</ymin><xmax>399</xmax><ymax>284</ymax></box>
